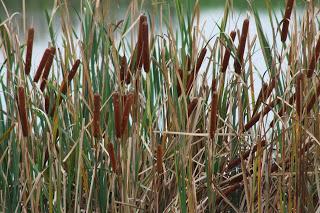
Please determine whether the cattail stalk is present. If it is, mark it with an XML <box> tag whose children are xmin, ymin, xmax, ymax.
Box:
<box><xmin>186</xmin><ymin>47</ymin><xmax>207</xmax><ymax>94</ymax></box>
<box><xmin>281</xmin><ymin>0</ymin><xmax>295</xmax><ymax>42</ymax></box>
<box><xmin>234</xmin><ymin>19</ymin><xmax>249</xmax><ymax>74</ymax></box>
<box><xmin>25</xmin><ymin>28</ymin><xmax>34</xmax><ymax>75</ymax></box>
<box><xmin>40</xmin><ymin>47</ymin><xmax>56</xmax><ymax>91</ymax></box>
<box><xmin>113</xmin><ymin>92</ymin><xmax>122</xmax><ymax>138</ymax></box>
<box><xmin>17</xmin><ymin>86</ymin><xmax>29</xmax><ymax>137</ymax></box>
<box><xmin>142</xmin><ymin>21</ymin><xmax>150</xmax><ymax>73</ymax></box>
<box><xmin>307</xmin><ymin>36</ymin><xmax>320</xmax><ymax>78</ymax></box>
<box><xmin>209</xmin><ymin>79</ymin><xmax>218</xmax><ymax>139</ymax></box>
<box><xmin>221</xmin><ymin>31</ymin><xmax>236</xmax><ymax>73</ymax></box>
<box><xmin>106</xmin><ymin>143</ymin><xmax>118</xmax><ymax>174</ymax></box>
<box><xmin>93</xmin><ymin>94</ymin><xmax>101</xmax><ymax>138</ymax></box>
<box><xmin>33</xmin><ymin>48</ymin><xmax>50</xmax><ymax>82</ymax></box>
<box><xmin>157</xmin><ymin>144</ymin><xmax>163</xmax><ymax>173</ymax></box>
<box><xmin>121</xmin><ymin>93</ymin><xmax>134</xmax><ymax>136</ymax></box>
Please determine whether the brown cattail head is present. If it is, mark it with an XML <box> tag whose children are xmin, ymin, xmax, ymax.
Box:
<box><xmin>187</xmin><ymin>98</ymin><xmax>198</xmax><ymax>117</ymax></box>
<box><xmin>136</xmin><ymin>15</ymin><xmax>147</xmax><ymax>70</ymax></box>
<box><xmin>186</xmin><ymin>54</ymin><xmax>191</xmax><ymax>71</ymax></box>
<box><xmin>209</xmin><ymin>79</ymin><xmax>218</xmax><ymax>139</ymax></box>
<box><xmin>25</xmin><ymin>28</ymin><xmax>34</xmax><ymax>75</ymax></box>
<box><xmin>234</xmin><ymin>19</ymin><xmax>249</xmax><ymax>74</ymax></box>
<box><xmin>93</xmin><ymin>94</ymin><xmax>101</xmax><ymax>138</ymax></box>
<box><xmin>121</xmin><ymin>93</ymin><xmax>134</xmax><ymax>136</ymax></box>
<box><xmin>307</xmin><ymin>36</ymin><xmax>320</xmax><ymax>78</ymax></box>
<box><xmin>106</xmin><ymin>143</ymin><xmax>118</xmax><ymax>174</ymax></box>
<box><xmin>40</xmin><ymin>47</ymin><xmax>56</xmax><ymax>91</ymax></box>
<box><xmin>177</xmin><ymin>68</ymin><xmax>184</xmax><ymax>97</ymax></box>
<box><xmin>120</xmin><ymin>56</ymin><xmax>128</xmax><ymax>84</ymax></box>
<box><xmin>221</xmin><ymin>30</ymin><xmax>236</xmax><ymax>73</ymax></box>
<box><xmin>113</xmin><ymin>92</ymin><xmax>122</xmax><ymax>138</ymax></box>
<box><xmin>17</xmin><ymin>86</ymin><xmax>29</xmax><ymax>137</ymax></box>
<box><xmin>296</xmin><ymin>73</ymin><xmax>303</xmax><ymax>118</ymax></box>
<box><xmin>68</xmin><ymin>59</ymin><xmax>81</xmax><ymax>82</ymax></box>
<box><xmin>186</xmin><ymin>47</ymin><xmax>207</xmax><ymax>94</ymax></box>
<box><xmin>156</xmin><ymin>144</ymin><xmax>163</xmax><ymax>174</ymax></box>
<box><xmin>142</xmin><ymin>21</ymin><xmax>150</xmax><ymax>73</ymax></box>
<box><xmin>34</xmin><ymin>48</ymin><xmax>50</xmax><ymax>82</ymax></box>
<box><xmin>281</xmin><ymin>0</ymin><xmax>295</xmax><ymax>42</ymax></box>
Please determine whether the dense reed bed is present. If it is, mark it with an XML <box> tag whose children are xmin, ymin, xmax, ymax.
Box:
<box><xmin>0</xmin><ymin>0</ymin><xmax>320</xmax><ymax>212</ymax></box>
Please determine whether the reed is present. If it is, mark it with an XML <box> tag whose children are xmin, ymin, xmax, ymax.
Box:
<box><xmin>234</xmin><ymin>19</ymin><xmax>249</xmax><ymax>74</ymax></box>
<box><xmin>40</xmin><ymin>47</ymin><xmax>56</xmax><ymax>91</ymax></box>
<box><xmin>307</xmin><ymin>36</ymin><xmax>320</xmax><ymax>78</ymax></box>
<box><xmin>25</xmin><ymin>28</ymin><xmax>34</xmax><ymax>75</ymax></box>
<box><xmin>33</xmin><ymin>48</ymin><xmax>50</xmax><ymax>82</ymax></box>
<box><xmin>221</xmin><ymin>31</ymin><xmax>236</xmax><ymax>73</ymax></box>
<box><xmin>17</xmin><ymin>86</ymin><xmax>29</xmax><ymax>137</ymax></box>
<box><xmin>93</xmin><ymin>94</ymin><xmax>101</xmax><ymax>138</ymax></box>
<box><xmin>281</xmin><ymin>0</ymin><xmax>295</xmax><ymax>42</ymax></box>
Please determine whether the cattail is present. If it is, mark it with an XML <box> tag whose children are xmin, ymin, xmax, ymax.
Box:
<box><xmin>209</xmin><ymin>79</ymin><xmax>218</xmax><ymax>139</ymax></box>
<box><xmin>187</xmin><ymin>98</ymin><xmax>198</xmax><ymax>117</ymax></box>
<box><xmin>113</xmin><ymin>92</ymin><xmax>122</xmax><ymax>138</ymax></box>
<box><xmin>244</xmin><ymin>98</ymin><xmax>280</xmax><ymax>132</ymax></box>
<box><xmin>68</xmin><ymin>59</ymin><xmax>81</xmax><ymax>82</ymax></box>
<box><xmin>307</xmin><ymin>36</ymin><xmax>320</xmax><ymax>78</ymax></box>
<box><xmin>17</xmin><ymin>86</ymin><xmax>29</xmax><ymax>137</ymax></box>
<box><xmin>186</xmin><ymin>54</ymin><xmax>191</xmax><ymax>71</ymax></box>
<box><xmin>306</xmin><ymin>80</ymin><xmax>320</xmax><ymax>113</ymax></box>
<box><xmin>93</xmin><ymin>94</ymin><xmax>101</xmax><ymax>138</ymax></box>
<box><xmin>156</xmin><ymin>144</ymin><xmax>163</xmax><ymax>174</ymax></box>
<box><xmin>120</xmin><ymin>56</ymin><xmax>127</xmax><ymax>83</ymax></box>
<box><xmin>186</xmin><ymin>47</ymin><xmax>207</xmax><ymax>94</ymax></box>
<box><xmin>44</xmin><ymin>95</ymin><xmax>50</xmax><ymax>114</ymax></box>
<box><xmin>129</xmin><ymin>44</ymin><xmax>138</xmax><ymax>74</ymax></box>
<box><xmin>106</xmin><ymin>143</ymin><xmax>118</xmax><ymax>174</ymax></box>
<box><xmin>136</xmin><ymin>15</ymin><xmax>147</xmax><ymax>70</ymax></box>
<box><xmin>281</xmin><ymin>0</ymin><xmax>295</xmax><ymax>42</ymax></box>
<box><xmin>252</xmin><ymin>83</ymin><xmax>268</xmax><ymax>116</ymax></box>
<box><xmin>221</xmin><ymin>30</ymin><xmax>236</xmax><ymax>73</ymax></box>
<box><xmin>121</xmin><ymin>93</ymin><xmax>134</xmax><ymax>136</ymax></box>
<box><xmin>33</xmin><ymin>48</ymin><xmax>50</xmax><ymax>82</ymax></box>
<box><xmin>25</xmin><ymin>28</ymin><xmax>34</xmax><ymax>75</ymax></box>
<box><xmin>234</xmin><ymin>19</ymin><xmax>249</xmax><ymax>74</ymax></box>
<box><xmin>142</xmin><ymin>21</ymin><xmax>150</xmax><ymax>73</ymax></box>
<box><xmin>40</xmin><ymin>47</ymin><xmax>56</xmax><ymax>91</ymax></box>
<box><xmin>296</xmin><ymin>73</ymin><xmax>303</xmax><ymax>117</ymax></box>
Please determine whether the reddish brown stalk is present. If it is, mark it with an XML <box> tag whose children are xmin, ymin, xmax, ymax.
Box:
<box><xmin>221</xmin><ymin>31</ymin><xmax>236</xmax><ymax>73</ymax></box>
<box><xmin>106</xmin><ymin>143</ymin><xmax>118</xmax><ymax>174</ymax></box>
<box><xmin>40</xmin><ymin>47</ymin><xmax>56</xmax><ymax>91</ymax></box>
<box><xmin>17</xmin><ymin>86</ymin><xmax>29</xmax><ymax>137</ymax></box>
<box><xmin>93</xmin><ymin>94</ymin><xmax>101</xmax><ymax>138</ymax></box>
<box><xmin>234</xmin><ymin>19</ymin><xmax>249</xmax><ymax>74</ymax></box>
<box><xmin>25</xmin><ymin>28</ymin><xmax>34</xmax><ymax>75</ymax></box>
<box><xmin>209</xmin><ymin>79</ymin><xmax>218</xmax><ymax>139</ymax></box>
<box><xmin>296</xmin><ymin>73</ymin><xmax>303</xmax><ymax>117</ymax></box>
<box><xmin>281</xmin><ymin>0</ymin><xmax>295</xmax><ymax>42</ymax></box>
<box><xmin>187</xmin><ymin>98</ymin><xmax>198</xmax><ymax>117</ymax></box>
<box><xmin>121</xmin><ymin>93</ymin><xmax>134</xmax><ymax>136</ymax></box>
<box><xmin>186</xmin><ymin>47</ymin><xmax>207</xmax><ymax>94</ymax></box>
<box><xmin>120</xmin><ymin>56</ymin><xmax>127</xmax><ymax>84</ymax></box>
<box><xmin>33</xmin><ymin>48</ymin><xmax>50</xmax><ymax>82</ymax></box>
<box><xmin>244</xmin><ymin>98</ymin><xmax>280</xmax><ymax>132</ymax></box>
<box><xmin>307</xmin><ymin>36</ymin><xmax>320</xmax><ymax>78</ymax></box>
<box><xmin>157</xmin><ymin>144</ymin><xmax>163</xmax><ymax>174</ymax></box>
<box><xmin>113</xmin><ymin>92</ymin><xmax>122</xmax><ymax>138</ymax></box>
<box><xmin>141</xmin><ymin>21</ymin><xmax>150</xmax><ymax>73</ymax></box>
